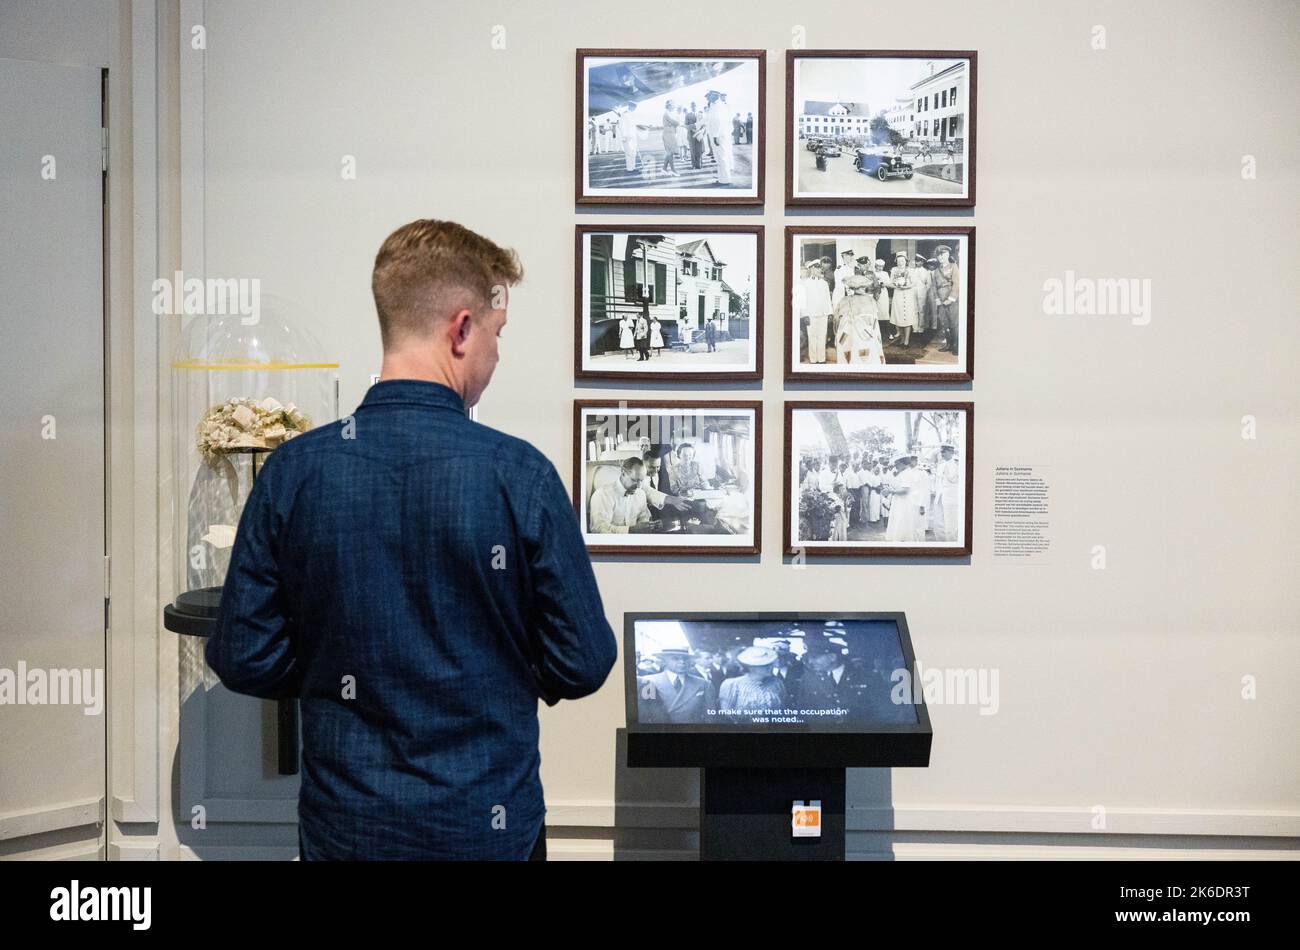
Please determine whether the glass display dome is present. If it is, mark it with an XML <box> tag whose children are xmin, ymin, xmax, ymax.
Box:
<box><xmin>163</xmin><ymin>299</ymin><xmax>337</xmax><ymax>635</ymax></box>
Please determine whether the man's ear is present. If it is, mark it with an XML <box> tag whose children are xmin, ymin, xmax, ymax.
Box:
<box><xmin>448</xmin><ymin>308</ymin><xmax>473</xmax><ymax>354</ymax></box>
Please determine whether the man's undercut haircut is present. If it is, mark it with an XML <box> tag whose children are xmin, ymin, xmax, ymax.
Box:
<box><xmin>372</xmin><ymin>218</ymin><xmax>524</xmax><ymax>348</ymax></box>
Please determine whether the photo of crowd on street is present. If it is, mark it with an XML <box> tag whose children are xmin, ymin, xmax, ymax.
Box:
<box><xmin>631</xmin><ymin>617</ymin><xmax>917</xmax><ymax>726</ymax></box>
<box><xmin>578</xmin><ymin>227</ymin><xmax>760</xmax><ymax>378</ymax></box>
<box><xmin>580</xmin><ymin>51</ymin><xmax>762</xmax><ymax>201</ymax></box>
<box><xmin>789</xmin><ymin>229</ymin><xmax>970</xmax><ymax>379</ymax></box>
<box><xmin>789</xmin><ymin>52</ymin><xmax>973</xmax><ymax>205</ymax></box>
<box><xmin>787</xmin><ymin>405</ymin><xmax>970</xmax><ymax>555</ymax></box>
<box><xmin>577</xmin><ymin>403</ymin><xmax>759</xmax><ymax>553</ymax></box>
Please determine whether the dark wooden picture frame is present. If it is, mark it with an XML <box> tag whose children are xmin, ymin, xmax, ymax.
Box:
<box><xmin>784</xmin><ymin>49</ymin><xmax>977</xmax><ymax>209</ymax></box>
<box><xmin>574</xmin><ymin>224</ymin><xmax>765</xmax><ymax>382</ymax></box>
<box><xmin>573</xmin><ymin>399</ymin><xmax>763</xmax><ymax>556</ymax></box>
<box><xmin>576</xmin><ymin>48</ymin><xmax>767</xmax><ymax>206</ymax></box>
<box><xmin>782</xmin><ymin>401</ymin><xmax>974</xmax><ymax>558</ymax></box>
<box><xmin>784</xmin><ymin>225</ymin><xmax>975</xmax><ymax>383</ymax></box>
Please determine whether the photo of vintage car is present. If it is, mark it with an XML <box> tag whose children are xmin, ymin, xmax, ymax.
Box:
<box><xmin>853</xmin><ymin>148</ymin><xmax>913</xmax><ymax>181</ymax></box>
<box><xmin>788</xmin><ymin>51</ymin><xmax>975</xmax><ymax>207</ymax></box>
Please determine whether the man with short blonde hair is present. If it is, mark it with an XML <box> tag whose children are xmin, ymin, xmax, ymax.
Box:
<box><xmin>370</xmin><ymin>218</ymin><xmax>523</xmax><ymax>407</ymax></box>
<box><xmin>208</xmin><ymin>218</ymin><xmax>617</xmax><ymax>861</ymax></box>
<box><xmin>372</xmin><ymin>219</ymin><xmax>521</xmax><ymax>341</ymax></box>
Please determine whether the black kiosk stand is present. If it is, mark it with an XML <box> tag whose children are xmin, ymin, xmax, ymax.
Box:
<box><xmin>625</xmin><ymin>612</ymin><xmax>932</xmax><ymax>861</ymax></box>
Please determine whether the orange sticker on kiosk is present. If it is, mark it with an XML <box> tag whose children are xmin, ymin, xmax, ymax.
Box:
<box><xmin>792</xmin><ymin>800</ymin><xmax>822</xmax><ymax>837</ymax></box>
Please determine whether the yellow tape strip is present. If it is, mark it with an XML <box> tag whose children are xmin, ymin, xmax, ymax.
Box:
<box><xmin>170</xmin><ymin>362</ymin><xmax>340</xmax><ymax>370</ymax></box>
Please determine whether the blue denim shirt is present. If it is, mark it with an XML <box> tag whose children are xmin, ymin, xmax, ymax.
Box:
<box><xmin>206</xmin><ymin>380</ymin><xmax>617</xmax><ymax>859</ymax></box>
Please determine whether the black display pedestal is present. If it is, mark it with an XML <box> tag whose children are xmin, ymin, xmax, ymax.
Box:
<box><xmin>700</xmin><ymin>767</ymin><xmax>846</xmax><ymax>861</ymax></box>
<box><xmin>276</xmin><ymin>695</ymin><xmax>300</xmax><ymax>774</ymax></box>
<box><xmin>163</xmin><ymin>594</ymin><xmax>300</xmax><ymax>777</ymax></box>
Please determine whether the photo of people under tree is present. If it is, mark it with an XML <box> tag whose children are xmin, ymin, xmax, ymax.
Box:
<box><xmin>790</xmin><ymin>406</ymin><xmax>967</xmax><ymax>550</ymax></box>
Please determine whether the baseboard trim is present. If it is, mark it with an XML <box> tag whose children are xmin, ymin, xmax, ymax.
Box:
<box><xmin>546</xmin><ymin>800</ymin><xmax>1300</xmax><ymax>837</ymax></box>
<box><xmin>108</xmin><ymin>841</ymin><xmax>160</xmax><ymax>860</ymax></box>
<box><xmin>0</xmin><ymin>798</ymin><xmax>103</xmax><ymax>841</ymax></box>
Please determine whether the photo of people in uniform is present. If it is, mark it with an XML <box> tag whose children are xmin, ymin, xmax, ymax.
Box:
<box><xmin>578</xmin><ymin>228</ymin><xmax>760</xmax><ymax>379</ymax></box>
<box><xmin>633</xmin><ymin>618</ymin><xmax>918</xmax><ymax>726</ymax></box>
<box><xmin>577</xmin><ymin>403</ymin><xmax>759</xmax><ymax>553</ymax></box>
<box><xmin>788</xmin><ymin>52</ymin><xmax>974</xmax><ymax>206</ymax></box>
<box><xmin>580</xmin><ymin>52</ymin><xmax>762</xmax><ymax>202</ymax></box>
<box><xmin>789</xmin><ymin>230</ymin><xmax>971</xmax><ymax>380</ymax></box>
<box><xmin>787</xmin><ymin>404</ymin><xmax>971</xmax><ymax>556</ymax></box>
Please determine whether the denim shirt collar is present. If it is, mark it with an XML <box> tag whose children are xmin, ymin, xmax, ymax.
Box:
<box><xmin>360</xmin><ymin>379</ymin><xmax>466</xmax><ymax>412</ymax></box>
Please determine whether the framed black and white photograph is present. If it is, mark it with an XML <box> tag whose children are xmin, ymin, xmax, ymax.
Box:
<box><xmin>577</xmin><ymin>49</ymin><xmax>765</xmax><ymax>205</ymax></box>
<box><xmin>784</xmin><ymin>402</ymin><xmax>972</xmax><ymax>558</ymax></box>
<box><xmin>575</xmin><ymin>225</ymin><xmax>763</xmax><ymax>381</ymax></box>
<box><xmin>786</xmin><ymin>50</ymin><xmax>976</xmax><ymax>208</ymax></box>
<box><xmin>785</xmin><ymin>226</ymin><xmax>973</xmax><ymax>382</ymax></box>
<box><xmin>574</xmin><ymin>400</ymin><xmax>761</xmax><ymax>555</ymax></box>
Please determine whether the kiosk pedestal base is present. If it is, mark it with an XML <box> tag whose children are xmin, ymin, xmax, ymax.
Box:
<box><xmin>700</xmin><ymin>767</ymin><xmax>846</xmax><ymax>861</ymax></box>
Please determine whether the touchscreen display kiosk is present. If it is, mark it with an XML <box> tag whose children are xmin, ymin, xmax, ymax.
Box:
<box><xmin>624</xmin><ymin>612</ymin><xmax>932</xmax><ymax>768</ymax></box>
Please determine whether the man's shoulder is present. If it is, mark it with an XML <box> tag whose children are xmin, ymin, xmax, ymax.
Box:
<box><xmin>468</xmin><ymin>421</ymin><xmax>549</xmax><ymax>467</ymax></box>
<box><xmin>269</xmin><ymin>415</ymin><xmax>544</xmax><ymax>461</ymax></box>
<box><xmin>261</xmin><ymin>420</ymin><xmax>343</xmax><ymax>466</ymax></box>
<box><xmin>472</xmin><ymin>426</ymin><xmax>564</xmax><ymax>504</ymax></box>
<box><xmin>265</xmin><ymin>414</ymin><xmax>556</xmax><ymax>491</ymax></box>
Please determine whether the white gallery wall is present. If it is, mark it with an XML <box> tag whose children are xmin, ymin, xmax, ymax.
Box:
<box><xmin>182</xmin><ymin>0</ymin><xmax>1299</xmax><ymax>858</ymax></box>
<box><xmin>3</xmin><ymin>0</ymin><xmax>1295</xmax><ymax>860</ymax></box>
<box><xmin>0</xmin><ymin>0</ymin><xmax>157</xmax><ymax>859</ymax></box>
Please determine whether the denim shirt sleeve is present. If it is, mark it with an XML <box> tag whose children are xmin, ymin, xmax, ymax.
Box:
<box><xmin>206</xmin><ymin>453</ymin><xmax>303</xmax><ymax>699</ymax></box>
<box><xmin>523</xmin><ymin>460</ymin><xmax>617</xmax><ymax>705</ymax></box>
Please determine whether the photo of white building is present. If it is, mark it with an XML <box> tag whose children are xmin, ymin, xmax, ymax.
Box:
<box><xmin>910</xmin><ymin>61</ymin><xmax>966</xmax><ymax>147</ymax></box>
<box><xmin>797</xmin><ymin>99</ymin><xmax>871</xmax><ymax>140</ymax></box>
<box><xmin>579</xmin><ymin>228</ymin><xmax>760</xmax><ymax>377</ymax></box>
<box><xmin>789</xmin><ymin>53</ymin><xmax>975</xmax><ymax>205</ymax></box>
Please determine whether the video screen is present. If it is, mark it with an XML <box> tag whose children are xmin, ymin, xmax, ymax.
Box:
<box><xmin>631</xmin><ymin>617</ymin><xmax>917</xmax><ymax>727</ymax></box>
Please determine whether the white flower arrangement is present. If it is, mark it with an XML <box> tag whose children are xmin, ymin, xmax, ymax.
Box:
<box><xmin>196</xmin><ymin>396</ymin><xmax>312</xmax><ymax>466</ymax></box>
